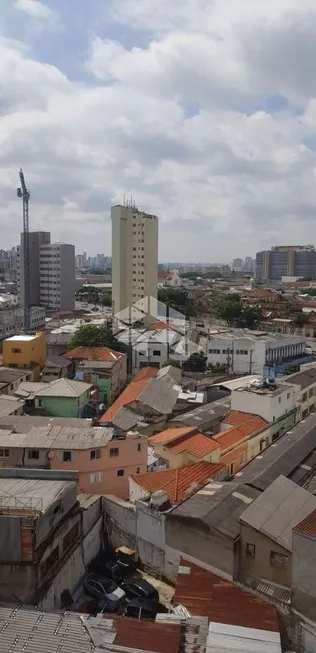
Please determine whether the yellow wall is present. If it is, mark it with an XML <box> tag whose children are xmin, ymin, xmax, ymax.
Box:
<box><xmin>3</xmin><ymin>332</ymin><xmax>46</xmax><ymax>373</ymax></box>
<box><xmin>152</xmin><ymin>444</ymin><xmax>220</xmax><ymax>469</ymax></box>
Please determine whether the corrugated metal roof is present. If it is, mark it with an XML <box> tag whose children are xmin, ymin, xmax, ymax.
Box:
<box><xmin>0</xmin><ymin>415</ymin><xmax>93</xmax><ymax>430</ymax></box>
<box><xmin>239</xmin><ymin>475</ymin><xmax>316</xmax><ymax>551</ymax></box>
<box><xmin>169</xmin><ymin>400</ymin><xmax>229</xmax><ymax>428</ymax></box>
<box><xmin>35</xmin><ymin>378</ymin><xmax>93</xmax><ymax>397</ymax></box>
<box><xmin>174</xmin><ymin>558</ymin><xmax>279</xmax><ymax>632</ymax></box>
<box><xmin>96</xmin><ymin>614</ymin><xmax>181</xmax><ymax>653</ymax></box>
<box><xmin>235</xmin><ymin>411</ymin><xmax>316</xmax><ymax>491</ymax></box>
<box><xmin>236</xmin><ymin>572</ymin><xmax>291</xmax><ymax>604</ymax></box>
<box><xmin>0</xmin><ymin>477</ymin><xmax>75</xmax><ymax>513</ymax></box>
<box><xmin>0</xmin><ymin>424</ymin><xmax>114</xmax><ymax>450</ymax></box>
<box><xmin>284</xmin><ymin>367</ymin><xmax>316</xmax><ymax>390</ymax></box>
<box><xmin>138</xmin><ymin>377</ymin><xmax>179</xmax><ymax>415</ymax></box>
<box><xmin>207</xmin><ymin>622</ymin><xmax>282</xmax><ymax>653</ymax></box>
<box><xmin>169</xmin><ymin>481</ymin><xmax>260</xmax><ymax>539</ymax></box>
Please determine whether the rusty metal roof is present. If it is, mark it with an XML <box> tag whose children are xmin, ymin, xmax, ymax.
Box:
<box><xmin>294</xmin><ymin>507</ymin><xmax>316</xmax><ymax>537</ymax></box>
<box><xmin>97</xmin><ymin>614</ymin><xmax>181</xmax><ymax>653</ymax></box>
<box><xmin>174</xmin><ymin>559</ymin><xmax>280</xmax><ymax>632</ymax></box>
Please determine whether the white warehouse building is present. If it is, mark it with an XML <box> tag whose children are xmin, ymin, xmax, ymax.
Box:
<box><xmin>207</xmin><ymin>329</ymin><xmax>307</xmax><ymax>375</ymax></box>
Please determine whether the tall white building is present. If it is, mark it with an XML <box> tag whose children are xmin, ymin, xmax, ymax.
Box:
<box><xmin>111</xmin><ymin>204</ymin><xmax>158</xmax><ymax>316</ymax></box>
<box><xmin>40</xmin><ymin>243</ymin><xmax>75</xmax><ymax>312</ymax></box>
<box><xmin>17</xmin><ymin>233</ymin><xmax>75</xmax><ymax>314</ymax></box>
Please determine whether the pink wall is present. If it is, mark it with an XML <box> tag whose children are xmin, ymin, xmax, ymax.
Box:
<box><xmin>50</xmin><ymin>436</ymin><xmax>147</xmax><ymax>499</ymax></box>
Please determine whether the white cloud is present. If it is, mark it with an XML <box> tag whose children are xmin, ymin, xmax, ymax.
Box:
<box><xmin>14</xmin><ymin>0</ymin><xmax>54</xmax><ymax>20</ymax></box>
<box><xmin>2</xmin><ymin>1</ymin><xmax>316</xmax><ymax>260</ymax></box>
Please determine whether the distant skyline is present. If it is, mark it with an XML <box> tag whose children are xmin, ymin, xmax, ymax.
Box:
<box><xmin>1</xmin><ymin>1</ymin><xmax>316</xmax><ymax>260</ymax></box>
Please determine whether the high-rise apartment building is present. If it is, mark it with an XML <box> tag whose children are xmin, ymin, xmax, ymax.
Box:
<box><xmin>17</xmin><ymin>231</ymin><xmax>51</xmax><ymax>307</ymax></box>
<box><xmin>256</xmin><ymin>245</ymin><xmax>316</xmax><ymax>281</ymax></box>
<box><xmin>18</xmin><ymin>232</ymin><xmax>75</xmax><ymax>313</ymax></box>
<box><xmin>111</xmin><ymin>204</ymin><xmax>158</xmax><ymax>315</ymax></box>
<box><xmin>40</xmin><ymin>243</ymin><xmax>75</xmax><ymax>312</ymax></box>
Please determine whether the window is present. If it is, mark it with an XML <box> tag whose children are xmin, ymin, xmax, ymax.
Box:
<box><xmin>153</xmin><ymin>350</ymin><xmax>161</xmax><ymax>356</ymax></box>
<box><xmin>137</xmin><ymin>443</ymin><xmax>142</xmax><ymax>452</ymax></box>
<box><xmin>246</xmin><ymin>543</ymin><xmax>256</xmax><ymax>557</ymax></box>
<box><xmin>40</xmin><ymin>545</ymin><xmax>59</xmax><ymax>579</ymax></box>
<box><xmin>270</xmin><ymin>551</ymin><xmax>288</xmax><ymax>567</ymax></box>
<box><xmin>278</xmin><ymin>397</ymin><xmax>281</xmax><ymax>404</ymax></box>
<box><xmin>117</xmin><ymin>469</ymin><xmax>125</xmax><ymax>477</ymax></box>
<box><xmin>90</xmin><ymin>449</ymin><xmax>101</xmax><ymax>460</ymax></box>
<box><xmin>110</xmin><ymin>447</ymin><xmax>119</xmax><ymax>457</ymax></box>
<box><xmin>302</xmin><ymin>392</ymin><xmax>308</xmax><ymax>402</ymax></box>
<box><xmin>62</xmin><ymin>451</ymin><xmax>72</xmax><ymax>462</ymax></box>
<box><xmin>239</xmin><ymin>453</ymin><xmax>245</xmax><ymax>464</ymax></box>
<box><xmin>90</xmin><ymin>472</ymin><xmax>102</xmax><ymax>484</ymax></box>
<box><xmin>0</xmin><ymin>449</ymin><xmax>9</xmax><ymax>458</ymax></box>
<box><xmin>136</xmin><ymin>467</ymin><xmax>140</xmax><ymax>474</ymax></box>
<box><xmin>236</xmin><ymin>349</ymin><xmax>248</xmax><ymax>355</ymax></box>
<box><xmin>11</xmin><ymin>348</ymin><xmax>21</xmax><ymax>354</ymax></box>
<box><xmin>63</xmin><ymin>522</ymin><xmax>80</xmax><ymax>553</ymax></box>
<box><xmin>28</xmin><ymin>450</ymin><xmax>39</xmax><ymax>460</ymax></box>
<box><xmin>52</xmin><ymin>501</ymin><xmax>62</xmax><ymax>517</ymax></box>
<box><xmin>309</xmin><ymin>388</ymin><xmax>314</xmax><ymax>398</ymax></box>
<box><xmin>209</xmin><ymin>349</ymin><xmax>220</xmax><ymax>354</ymax></box>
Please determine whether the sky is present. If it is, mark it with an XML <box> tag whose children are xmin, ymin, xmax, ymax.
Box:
<box><xmin>2</xmin><ymin>1</ymin><xmax>316</xmax><ymax>262</ymax></box>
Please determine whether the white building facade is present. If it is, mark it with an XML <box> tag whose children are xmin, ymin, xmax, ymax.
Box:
<box><xmin>40</xmin><ymin>243</ymin><xmax>75</xmax><ymax>312</ymax></box>
<box><xmin>111</xmin><ymin>204</ymin><xmax>158</xmax><ymax>316</ymax></box>
<box><xmin>207</xmin><ymin>330</ymin><xmax>306</xmax><ymax>375</ymax></box>
<box><xmin>0</xmin><ymin>306</ymin><xmax>45</xmax><ymax>339</ymax></box>
<box><xmin>230</xmin><ymin>384</ymin><xmax>296</xmax><ymax>423</ymax></box>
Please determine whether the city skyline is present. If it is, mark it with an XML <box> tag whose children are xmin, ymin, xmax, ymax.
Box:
<box><xmin>1</xmin><ymin>2</ymin><xmax>316</xmax><ymax>260</ymax></box>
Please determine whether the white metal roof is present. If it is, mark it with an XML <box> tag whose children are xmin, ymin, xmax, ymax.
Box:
<box><xmin>207</xmin><ymin>622</ymin><xmax>282</xmax><ymax>653</ymax></box>
<box><xmin>6</xmin><ymin>334</ymin><xmax>37</xmax><ymax>342</ymax></box>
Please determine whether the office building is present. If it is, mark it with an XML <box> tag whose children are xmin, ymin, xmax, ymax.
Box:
<box><xmin>40</xmin><ymin>242</ymin><xmax>75</xmax><ymax>312</ymax></box>
<box><xmin>111</xmin><ymin>204</ymin><xmax>158</xmax><ymax>315</ymax></box>
<box><xmin>17</xmin><ymin>231</ymin><xmax>51</xmax><ymax>307</ymax></box>
<box><xmin>256</xmin><ymin>245</ymin><xmax>316</xmax><ymax>282</ymax></box>
<box><xmin>232</xmin><ymin>258</ymin><xmax>243</xmax><ymax>272</ymax></box>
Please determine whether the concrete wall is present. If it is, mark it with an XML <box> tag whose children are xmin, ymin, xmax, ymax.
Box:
<box><xmin>292</xmin><ymin>530</ymin><xmax>316</xmax><ymax>622</ymax></box>
<box><xmin>239</xmin><ymin>523</ymin><xmax>291</xmax><ymax>587</ymax></box>
<box><xmin>231</xmin><ymin>385</ymin><xmax>295</xmax><ymax>423</ymax></box>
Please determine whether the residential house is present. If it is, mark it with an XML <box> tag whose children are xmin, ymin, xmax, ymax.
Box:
<box><xmin>0</xmin><ymin>468</ymin><xmax>103</xmax><ymax>609</ymax></box>
<box><xmin>148</xmin><ymin>426</ymin><xmax>221</xmax><ymax>469</ymax></box>
<box><xmin>0</xmin><ymin>367</ymin><xmax>33</xmax><ymax>395</ymax></box>
<box><xmin>157</xmin><ymin>271</ymin><xmax>182</xmax><ymax>288</ymax></box>
<box><xmin>239</xmin><ymin>475</ymin><xmax>316</xmax><ymax>587</ymax></box>
<box><xmin>42</xmin><ymin>355</ymin><xmax>73</xmax><ymax>382</ymax></box>
<box><xmin>230</xmin><ymin>380</ymin><xmax>296</xmax><ymax>423</ymax></box>
<box><xmin>63</xmin><ymin>346</ymin><xmax>127</xmax><ymax>405</ymax></box>
<box><xmin>292</xmin><ymin>507</ymin><xmax>316</xmax><ymax>622</ymax></box>
<box><xmin>3</xmin><ymin>332</ymin><xmax>46</xmax><ymax>381</ymax></box>
<box><xmin>168</xmin><ymin>399</ymin><xmax>231</xmax><ymax>433</ymax></box>
<box><xmin>282</xmin><ymin>366</ymin><xmax>316</xmax><ymax>421</ymax></box>
<box><xmin>129</xmin><ymin>460</ymin><xmax>228</xmax><ymax>503</ymax></box>
<box><xmin>0</xmin><ymin>423</ymin><xmax>147</xmax><ymax>498</ymax></box>
<box><xmin>0</xmin><ymin>395</ymin><xmax>25</xmax><ymax>419</ymax></box>
<box><xmin>213</xmin><ymin>412</ymin><xmax>267</xmax><ymax>475</ymax></box>
<box><xmin>0</xmin><ymin>415</ymin><xmax>93</xmax><ymax>430</ymax></box>
<box><xmin>166</xmin><ymin>481</ymin><xmax>261</xmax><ymax>577</ymax></box>
<box><xmin>16</xmin><ymin>378</ymin><xmax>95</xmax><ymax>418</ymax></box>
<box><xmin>99</xmin><ymin>366</ymin><xmax>181</xmax><ymax>434</ymax></box>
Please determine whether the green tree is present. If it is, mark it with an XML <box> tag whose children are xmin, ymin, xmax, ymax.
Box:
<box><xmin>158</xmin><ymin>288</ymin><xmax>189</xmax><ymax>309</ymax></box>
<box><xmin>69</xmin><ymin>325</ymin><xmax>125</xmax><ymax>351</ymax></box>
<box><xmin>304</xmin><ymin>288</ymin><xmax>316</xmax><ymax>296</ymax></box>
<box><xmin>208</xmin><ymin>362</ymin><xmax>228</xmax><ymax>373</ymax></box>
<box><xmin>186</xmin><ymin>351</ymin><xmax>207</xmax><ymax>373</ymax></box>
<box><xmin>294</xmin><ymin>312</ymin><xmax>306</xmax><ymax>327</ymax></box>
<box><xmin>242</xmin><ymin>306</ymin><xmax>260</xmax><ymax>329</ymax></box>
<box><xmin>216</xmin><ymin>297</ymin><xmax>242</xmax><ymax>326</ymax></box>
<box><xmin>162</xmin><ymin>359</ymin><xmax>181</xmax><ymax>368</ymax></box>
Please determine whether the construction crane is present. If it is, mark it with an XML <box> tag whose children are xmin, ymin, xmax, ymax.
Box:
<box><xmin>17</xmin><ymin>169</ymin><xmax>30</xmax><ymax>332</ymax></box>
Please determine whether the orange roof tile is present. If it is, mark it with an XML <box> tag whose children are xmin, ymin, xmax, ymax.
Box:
<box><xmin>174</xmin><ymin>558</ymin><xmax>279</xmax><ymax>632</ymax></box>
<box><xmin>99</xmin><ymin>367</ymin><xmax>158</xmax><ymax>423</ymax></box>
<box><xmin>131</xmin><ymin>461</ymin><xmax>227</xmax><ymax>503</ymax></box>
<box><xmin>149</xmin><ymin>321</ymin><xmax>176</xmax><ymax>331</ymax></box>
<box><xmin>214</xmin><ymin>415</ymin><xmax>267</xmax><ymax>452</ymax></box>
<box><xmin>149</xmin><ymin>426</ymin><xmax>196</xmax><ymax>446</ymax></box>
<box><xmin>223</xmin><ymin>411</ymin><xmax>260</xmax><ymax>426</ymax></box>
<box><xmin>63</xmin><ymin>347</ymin><xmax>124</xmax><ymax>362</ymax></box>
<box><xmin>294</xmin><ymin>508</ymin><xmax>316</xmax><ymax>537</ymax></box>
<box><xmin>168</xmin><ymin>431</ymin><xmax>220</xmax><ymax>458</ymax></box>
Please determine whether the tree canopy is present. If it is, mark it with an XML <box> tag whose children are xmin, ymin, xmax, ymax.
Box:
<box><xmin>216</xmin><ymin>297</ymin><xmax>242</xmax><ymax>326</ymax></box>
<box><xmin>157</xmin><ymin>288</ymin><xmax>195</xmax><ymax>314</ymax></box>
<box><xmin>242</xmin><ymin>306</ymin><xmax>260</xmax><ymax>329</ymax></box>
<box><xmin>69</xmin><ymin>325</ymin><xmax>125</xmax><ymax>351</ymax></box>
<box><xmin>186</xmin><ymin>351</ymin><xmax>207</xmax><ymax>373</ymax></box>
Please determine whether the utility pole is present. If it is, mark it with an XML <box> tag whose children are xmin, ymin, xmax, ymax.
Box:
<box><xmin>17</xmin><ymin>169</ymin><xmax>30</xmax><ymax>331</ymax></box>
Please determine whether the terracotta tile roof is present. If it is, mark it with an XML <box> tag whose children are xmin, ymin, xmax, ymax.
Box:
<box><xmin>174</xmin><ymin>558</ymin><xmax>279</xmax><ymax>632</ymax></box>
<box><xmin>149</xmin><ymin>426</ymin><xmax>196</xmax><ymax>446</ymax></box>
<box><xmin>168</xmin><ymin>431</ymin><xmax>220</xmax><ymax>458</ymax></box>
<box><xmin>149</xmin><ymin>321</ymin><xmax>176</xmax><ymax>331</ymax></box>
<box><xmin>223</xmin><ymin>411</ymin><xmax>257</xmax><ymax>426</ymax></box>
<box><xmin>131</xmin><ymin>461</ymin><xmax>227</xmax><ymax>502</ymax></box>
<box><xmin>99</xmin><ymin>367</ymin><xmax>158</xmax><ymax>423</ymax></box>
<box><xmin>214</xmin><ymin>414</ymin><xmax>267</xmax><ymax>452</ymax></box>
<box><xmin>63</xmin><ymin>346</ymin><xmax>124</xmax><ymax>362</ymax></box>
<box><xmin>158</xmin><ymin>272</ymin><xmax>175</xmax><ymax>280</ymax></box>
<box><xmin>294</xmin><ymin>508</ymin><xmax>316</xmax><ymax>537</ymax></box>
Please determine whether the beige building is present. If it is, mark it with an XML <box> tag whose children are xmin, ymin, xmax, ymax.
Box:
<box><xmin>239</xmin><ymin>475</ymin><xmax>316</xmax><ymax>587</ymax></box>
<box><xmin>40</xmin><ymin>242</ymin><xmax>75</xmax><ymax>312</ymax></box>
<box><xmin>111</xmin><ymin>204</ymin><xmax>158</xmax><ymax>316</ymax></box>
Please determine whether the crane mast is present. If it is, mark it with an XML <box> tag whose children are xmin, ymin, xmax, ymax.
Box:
<box><xmin>17</xmin><ymin>169</ymin><xmax>30</xmax><ymax>332</ymax></box>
